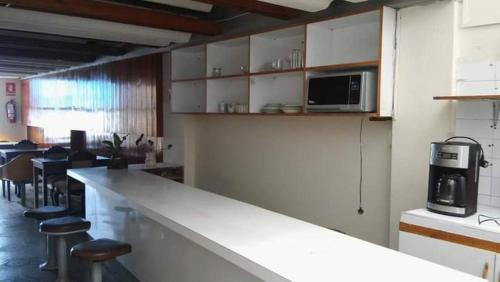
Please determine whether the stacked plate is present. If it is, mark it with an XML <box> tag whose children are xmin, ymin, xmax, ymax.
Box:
<box><xmin>261</xmin><ymin>103</ymin><xmax>282</xmax><ymax>114</ymax></box>
<box><xmin>281</xmin><ymin>105</ymin><xmax>302</xmax><ymax>114</ymax></box>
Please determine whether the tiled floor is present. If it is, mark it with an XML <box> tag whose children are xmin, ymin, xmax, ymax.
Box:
<box><xmin>0</xmin><ymin>184</ymin><xmax>139</xmax><ymax>282</ymax></box>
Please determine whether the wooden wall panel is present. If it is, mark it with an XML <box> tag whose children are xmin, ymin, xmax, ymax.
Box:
<box><xmin>22</xmin><ymin>54</ymin><xmax>164</xmax><ymax>161</ymax></box>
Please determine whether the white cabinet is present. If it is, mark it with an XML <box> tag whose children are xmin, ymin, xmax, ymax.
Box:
<box><xmin>457</xmin><ymin>62</ymin><xmax>496</xmax><ymax>81</ymax></box>
<box><xmin>456</xmin><ymin>62</ymin><xmax>500</xmax><ymax>95</ymax></box>
<box><xmin>400</xmin><ymin>231</ymin><xmax>494</xmax><ymax>281</ymax></box>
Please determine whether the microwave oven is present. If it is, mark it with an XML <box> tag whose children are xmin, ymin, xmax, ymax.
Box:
<box><xmin>307</xmin><ymin>70</ymin><xmax>377</xmax><ymax>112</ymax></box>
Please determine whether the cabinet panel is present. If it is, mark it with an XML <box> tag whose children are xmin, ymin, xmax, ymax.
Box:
<box><xmin>457</xmin><ymin>62</ymin><xmax>496</xmax><ymax>81</ymax></box>
<box><xmin>457</xmin><ymin>81</ymin><xmax>497</xmax><ymax>95</ymax></box>
<box><xmin>306</xmin><ymin>10</ymin><xmax>380</xmax><ymax>68</ymax></box>
<box><xmin>400</xmin><ymin>231</ymin><xmax>495</xmax><ymax>281</ymax></box>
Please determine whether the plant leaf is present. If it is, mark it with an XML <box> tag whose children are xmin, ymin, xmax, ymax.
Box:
<box><xmin>102</xmin><ymin>140</ymin><xmax>114</xmax><ymax>148</ymax></box>
<box><xmin>113</xmin><ymin>133</ymin><xmax>121</xmax><ymax>147</ymax></box>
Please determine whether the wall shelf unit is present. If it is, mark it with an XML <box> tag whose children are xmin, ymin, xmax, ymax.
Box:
<box><xmin>169</xmin><ymin>7</ymin><xmax>397</xmax><ymax>119</ymax></box>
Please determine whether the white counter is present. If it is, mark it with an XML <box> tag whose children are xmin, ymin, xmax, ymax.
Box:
<box><xmin>401</xmin><ymin>206</ymin><xmax>500</xmax><ymax>243</ymax></box>
<box><xmin>68</xmin><ymin>167</ymin><xmax>484</xmax><ymax>282</ymax></box>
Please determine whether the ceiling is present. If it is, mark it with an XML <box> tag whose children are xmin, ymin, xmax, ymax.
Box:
<box><xmin>0</xmin><ymin>0</ymin><xmax>433</xmax><ymax>78</ymax></box>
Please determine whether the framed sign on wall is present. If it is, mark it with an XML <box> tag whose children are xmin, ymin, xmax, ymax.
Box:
<box><xmin>5</xmin><ymin>82</ymin><xmax>16</xmax><ymax>96</ymax></box>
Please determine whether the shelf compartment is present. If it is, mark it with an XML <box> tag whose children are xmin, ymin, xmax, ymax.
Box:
<box><xmin>249</xmin><ymin>71</ymin><xmax>304</xmax><ymax>113</ymax></box>
<box><xmin>306</xmin><ymin>10</ymin><xmax>380</xmax><ymax>68</ymax></box>
<box><xmin>171</xmin><ymin>80</ymin><xmax>206</xmax><ymax>113</ymax></box>
<box><xmin>207</xmin><ymin>36</ymin><xmax>249</xmax><ymax>78</ymax></box>
<box><xmin>206</xmin><ymin>77</ymin><xmax>249</xmax><ymax>113</ymax></box>
<box><xmin>171</xmin><ymin>45</ymin><xmax>206</xmax><ymax>81</ymax></box>
<box><xmin>250</xmin><ymin>25</ymin><xmax>305</xmax><ymax>73</ymax></box>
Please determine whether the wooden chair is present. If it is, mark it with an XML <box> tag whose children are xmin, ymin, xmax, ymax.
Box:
<box><xmin>1</xmin><ymin>153</ymin><xmax>36</xmax><ymax>206</ymax></box>
<box><xmin>14</xmin><ymin>139</ymin><xmax>37</xmax><ymax>150</ymax></box>
<box><xmin>50</xmin><ymin>150</ymin><xmax>96</xmax><ymax>211</ymax></box>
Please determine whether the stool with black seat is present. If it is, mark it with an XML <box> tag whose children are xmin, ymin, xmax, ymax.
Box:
<box><xmin>71</xmin><ymin>239</ymin><xmax>132</xmax><ymax>282</ymax></box>
<box><xmin>24</xmin><ymin>206</ymin><xmax>68</xmax><ymax>271</ymax></box>
<box><xmin>40</xmin><ymin>216</ymin><xmax>91</xmax><ymax>282</ymax></box>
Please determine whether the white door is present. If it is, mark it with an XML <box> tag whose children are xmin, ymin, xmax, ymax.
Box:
<box><xmin>400</xmin><ymin>231</ymin><xmax>495</xmax><ymax>281</ymax></box>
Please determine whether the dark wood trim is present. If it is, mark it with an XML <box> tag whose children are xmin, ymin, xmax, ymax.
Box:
<box><xmin>171</xmin><ymin>112</ymin><xmax>373</xmax><ymax>117</ymax></box>
<box><xmin>369</xmin><ymin>115</ymin><xmax>392</xmax><ymax>121</ymax></box>
<box><xmin>171</xmin><ymin>77</ymin><xmax>207</xmax><ymax>83</ymax></box>
<box><xmin>434</xmin><ymin>95</ymin><xmax>500</xmax><ymax>100</ymax></box>
<box><xmin>250</xmin><ymin>68</ymin><xmax>304</xmax><ymax>77</ymax></box>
<box><xmin>194</xmin><ymin>0</ymin><xmax>302</xmax><ymax>19</ymax></box>
<box><xmin>5</xmin><ymin>0</ymin><xmax>221</xmax><ymax>35</ymax></box>
<box><xmin>399</xmin><ymin>222</ymin><xmax>500</xmax><ymax>253</ymax></box>
<box><xmin>155</xmin><ymin>53</ymin><xmax>164</xmax><ymax>137</ymax></box>
<box><xmin>305</xmin><ymin>60</ymin><xmax>380</xmax><ymax>72</ymax></box>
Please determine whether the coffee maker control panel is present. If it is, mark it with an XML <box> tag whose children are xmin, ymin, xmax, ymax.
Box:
<box><xmin>430</xmin><ymin>143</ymin><xmax>470</xmax><ymax>169</ymax></box>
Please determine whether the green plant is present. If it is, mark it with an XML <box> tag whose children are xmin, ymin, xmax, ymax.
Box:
<box><xmin>103</xmin><ymin>133</ymin><xmax>128</xmax><ymax>159</ymax></box>
<box><xmin>135</xmin><ymin>133</ymin><xmax>154</xmax><ymax>151</ymax></box>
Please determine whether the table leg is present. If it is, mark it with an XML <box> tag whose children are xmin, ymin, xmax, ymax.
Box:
<box><xmin>66</xmin><ymin>177</ymin><xmax>71</xmax><ymax>211</ymax></box>
<box><xmin>2</xmin><ymin>180</ymin><xmax>5</xmax><ymax>198</ymax></box>
<box><xmin>33</xmin><ymin>166</ymin><xmax>39</xmax><ymax>208</ymax></box>
<box><xmin>42</xmin><ymin>173</ymin><xmax>48</xmax><ymax>206</ymax></box>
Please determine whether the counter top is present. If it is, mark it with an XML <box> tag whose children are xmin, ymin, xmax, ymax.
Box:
<box><xmin>401</xmin><ymin>206</ymin><xmax>500</xmax><ymax>243</ymax></box>
<box><xmin>68</xmin><ymin>167</ymin><xmax>484</xmax><ymax>282</ymax></box>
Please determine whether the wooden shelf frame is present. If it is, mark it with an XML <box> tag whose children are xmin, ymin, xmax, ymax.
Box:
<box><xmin>434</xmin><ymin>95</ymin><xmax>500</xmax><ymax>100</ymax></box>
<box><xmin>169</xmin><ymin>7</ymin><xmax>396</xmax><ymax>120</ymax></box>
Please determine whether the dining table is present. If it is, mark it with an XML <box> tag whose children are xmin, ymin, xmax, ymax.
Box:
<box><xmin>31</xmin><ymin>156</ymin><xmax>110</xmax><ymax>208</ymax></box>
<box><xmin>0</xmin><ymin>148</ymin><xmax>46</xmax><ymax>164</ymax></box>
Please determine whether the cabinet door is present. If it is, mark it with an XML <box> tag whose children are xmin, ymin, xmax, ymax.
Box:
<box><xmin>400</xmin><ymin>231</ymin><xmax>495</xmax><ymax>281</ymax></box>
<box><xmin>457</xmin><ymin>62</ymin><xmax>496</xmax><ymax>81</ymax></box>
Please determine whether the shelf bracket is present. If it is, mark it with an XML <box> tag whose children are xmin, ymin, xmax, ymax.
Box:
<box><xmin>493</xmin><ymin>101</ymin><xmax>500</xmax><ymax>129</ymax></box>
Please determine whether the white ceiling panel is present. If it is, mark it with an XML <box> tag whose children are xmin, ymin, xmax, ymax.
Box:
<box><xmin>259</xmin><ymin>0</ymin><xmax>334</xmax><ymax>12</ymax></box>
<box><xmin>144</xmin><ymin>0</ymin><xmax>212</xmax><ymax>12</ymax></box>
<box><xmin>0</xmin><ymin>7</ymin><xmax>191</xmax><ymax>46</ymax></box>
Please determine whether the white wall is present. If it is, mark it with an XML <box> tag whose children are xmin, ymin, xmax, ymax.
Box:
<box><xmin>0</xmin><ymin>78</ymin><xmax>26</xmax><ymax>141</ymax></box>
<box><xmin>388</xmin><ymin>1</ymin><xmax>456</xmax><ymax>249</ymax></box>
<box><xmin>450</xmin><ymin>1</ymin><xmax>500</xmax><ymax>208</ymax></box>
<box><xmin>184</xmin><ymin>116</ymin><xmax>392</xmax><ymax>246</ymax></box>
<box><xmin>163</xmin><ymin>54</ymin><xmax>185</xmax><ymax>165</ymax></box>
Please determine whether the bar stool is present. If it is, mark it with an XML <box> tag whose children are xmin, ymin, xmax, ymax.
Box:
<box><xmin>71</xmin><ymin>239</ymin><xmax>132</xmax><ymax>282</ymax></box>
<box><xmin>24</xmin><ymin>206</ymin><xmax>68</xmax><ymax>271</ymax></box>
<box><xmin>40</xmin><ymin>216</ymin><xmax>91</xmax><ymax>282</ymax></box>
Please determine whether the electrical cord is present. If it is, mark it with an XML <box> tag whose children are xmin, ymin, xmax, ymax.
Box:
<box><xmin>358</xmin><ymin>116</ymin><xmax>364</xmax><ymax>215</ymax></box>
<box><xmin>444</xmin><ymin>136</ymin><xmax>489</xmax><ymax>168</ymax></box>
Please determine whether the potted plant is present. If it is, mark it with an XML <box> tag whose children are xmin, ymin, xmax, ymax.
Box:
<box><xmin>103</xmin><ymin>133</ymin><xmax>129</xmax><ymax>169</ymax></box>
<box><xmin>135</xmin><ymin>134</ymin><xmax>156</xmax><ymax>167</ymax></box>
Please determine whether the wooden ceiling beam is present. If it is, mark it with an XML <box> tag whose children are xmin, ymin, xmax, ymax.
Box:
<box><xmin>1</xmin><ymin>0</ymin><xmax>222</xmax><ymax>35</ymax></box>
<box><xmin>193</xmin><ymin>0</ymin><xmax>303</xmax><ymax>19</ymax></box>
<box><xmin>0</xmin><ymin>35</ymin><xmax>128</xmax><ymax>56</ymax></box>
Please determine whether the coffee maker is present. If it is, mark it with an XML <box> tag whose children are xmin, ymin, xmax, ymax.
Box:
<box><xmin>427</xmin><ymin>139</ymin><xmax>487</xmax><ymax>217</ymax></box>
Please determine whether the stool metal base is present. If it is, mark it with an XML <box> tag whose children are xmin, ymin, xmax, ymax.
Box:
<box><xmin>40</xmin><ymin>235</ymin><xmax>57</xmax><ymax>271</ymax></box>
<box><xmin>91</xmin><ymin>262</ymin><xmax>102</xmax><ymax>282</ymax></box>
<box><xmin>56</xmin><ymin>236</ymin><xmax>72</xmax><ymax>282</ymax></box>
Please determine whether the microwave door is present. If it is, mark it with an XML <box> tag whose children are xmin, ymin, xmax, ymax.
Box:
<box><xmin>308</xmin><ymin>76</ymin><xmax>350</xmax><ymax>111</ymax></box>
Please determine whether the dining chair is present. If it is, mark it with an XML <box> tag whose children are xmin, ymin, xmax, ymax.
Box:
<box><xmin>1</xmin><ymin>153</ymin><xmax>36</xmax><ymax>206</ymax></box>
<box><xmin>51</xmin><ymin>150</ymin><xmax>96</xmax><ymax>213</ymax></box>
<box><xmin>14</xmin><ymin>139</ymin><xmax>37</xmax><ymax>150</ymax></box>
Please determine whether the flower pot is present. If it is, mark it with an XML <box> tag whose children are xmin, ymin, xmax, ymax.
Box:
<box><xmin>145</xmin><ymin>151</ymin><xmax>157</xmax><ymax>168</ymax></box>
<box><xmin>107</xmin><ymin>157</ymin><xmax>128</xmax><ymax>169</ymax></box>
